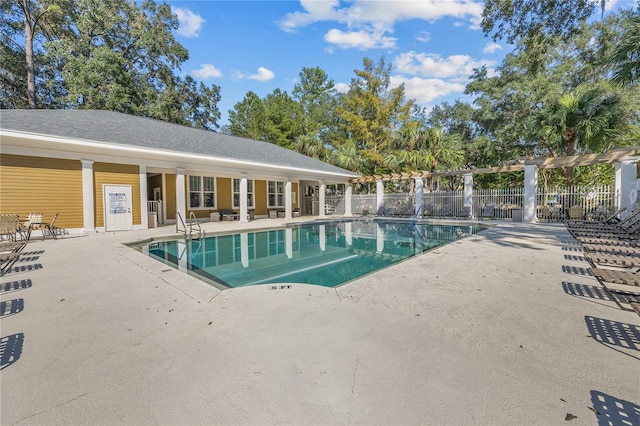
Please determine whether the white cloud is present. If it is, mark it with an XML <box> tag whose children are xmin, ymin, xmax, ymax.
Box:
<box><xmin>334</xmin><ymin>82</ymin><xmax>350</xmax><ymax>93</ymax></box>
<box><xmin>416</xmin><ymin>31</ymin><xmax>430</xmax><ymax>43</ymax></box>
<box><xmin>483</xmin><ymin>42</ymin><xmax>502</xmax><ymax>54</ymax></box>
<box><xmin>390</xmin><ymin>75</ymin><xmax>465</xmax><ymax>104</ymax></box>
<box><xmin>172</xmin><ymin>7</ymin><xmax>205</xmax><ymax>38</ymax></box>
<box><xmin>233</xmin><ymin>67</ymin><xmax>275</xmax><ymax>82</ymax></box>
<box><xmin>191</xmin><ymin>64</ymin><xmax>222</xmax><ymax>79</ymax></box>
<box><xmin>603</xmin><ymin>0</ymin><xmax>621</xmax><ymax>11</ymax></box>
<box><xmin>278</xmin><ymin>0</ymin><xmax>482</xmax><ymax>31</ymax></box>
<box><xmin>394</xmin><ymin>51</ymin><xmax>493</xmax><ymax>79</ymax></box>
<box><xmin>278</xmin><ymin>0</ymin><xmax>482</xmax><ymax>50</ymax></box>
<box><xmin>278</xmin><ymin>0</ymin><xmax>344</xmax><ymax>32</ymax></box>
<box><xmin>324</xmin><ymin>28</ymin><xmax>397</xmax><ymax>50</ymax></box>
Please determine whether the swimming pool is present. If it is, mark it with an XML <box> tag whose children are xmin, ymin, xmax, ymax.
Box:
<box><xmin>131</xmin><ymin>220</ymin><xmax>488</xmax><ymax>289</ymax></box>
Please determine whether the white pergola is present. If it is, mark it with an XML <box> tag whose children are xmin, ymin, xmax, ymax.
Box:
<box><xmin>346</xmin><ymin>146</ymin><xmax>640</xmax><ymax>223</ymax></box>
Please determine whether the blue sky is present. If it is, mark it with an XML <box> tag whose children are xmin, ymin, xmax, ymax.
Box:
<box><xmin>164</xmin><ymin>0</ymin><xmax>620</xmax><ymax>128</ymax></box>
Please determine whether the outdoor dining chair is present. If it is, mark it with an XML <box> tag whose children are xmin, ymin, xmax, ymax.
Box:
<box><xmin>17</xmin><ymin>213</ymin><xmax>43</xmax><ymax>241</ymax></box>
<box><xmin>42</xmin><ymin>213</ymin><xmax>59</xmax><ymax>240</ymax></box>
<box><xmin>0</xmin><ymin>214</ymin><xmax>20</xmax><ymax>241</ymax></box>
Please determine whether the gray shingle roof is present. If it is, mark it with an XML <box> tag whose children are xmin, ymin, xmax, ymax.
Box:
<box><xmin>0</xmin><ymin>109</ymin><xmax>357</xmax><ymax>178</ymax></box>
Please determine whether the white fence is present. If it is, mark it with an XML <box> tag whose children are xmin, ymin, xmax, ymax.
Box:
<box><xmin>473</xmin><ymin>188</ymin><xmax>524</xmax><ymax>220</ymax></box>
<box><xmin>536</xmin><ymin>185</ymin><xmax>616</xmax><ymax>221</ymax></box>
<box><xmin>346</xmin><ymin>185</ymin><xmax>616</xmax><ymax>222</ymax></box>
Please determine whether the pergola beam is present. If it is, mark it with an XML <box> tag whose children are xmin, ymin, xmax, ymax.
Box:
<box><xmin>349</xmin><ymin>146</ymin><xmax>640</xmax><ymax>183</ymax></box>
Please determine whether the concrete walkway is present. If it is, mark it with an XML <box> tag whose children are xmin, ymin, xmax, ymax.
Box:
<box><xmin>1</xmin><ymin>219</ymin><xmax>638</xmax><ymax>425</ymax></box>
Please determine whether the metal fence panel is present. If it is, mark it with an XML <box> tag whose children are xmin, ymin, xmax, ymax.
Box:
<box><xmin>346</xmin><ymin>185</ymin><xmax>615</xmax><ymax>222</ymax></box>
<box><xmin>472</xmin><ymin>188</ymin><xmax>524</xmax><ymax>220</ymax></box>
<box><xmin>536</xmin><ymin>185</ymin><xmax>615</xmax><ymax>222</ymax></box>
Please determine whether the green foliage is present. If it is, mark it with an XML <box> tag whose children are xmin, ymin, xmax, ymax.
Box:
<box><xmin>481</xmin><ymin>0</ymin><xmax>599</xmax><ymax>74</ymax></box>
<box><xmin>481</xmin><ymin>0</ymin><xmax>598</xmax><ymax>45</ymax></box>
<box><xmin>262</xmin><ymin>89</ymin><xmax>303</xmax><ymax>148</ymax></box>
<box><xmin>334</xmin><ymin>57</ymin><xmax>413</xmax><ymax>175</ymax></box>
<box><xmin>0</xmin><ymin>0</ymin><xmax>69</xmax><ymax>108</ymax></box>
<box><xmin>2</xmin><ymin>0</ymin><xmax>220</xmax><ymax>129</ymax></box>
<box><xmin>611</xmin><ymin>10</ymin><xmax>640</xmax><ymax>85</ymax></box>
<box><xmin>228</xmin><ymin>91</ymin><xmax>266</xmax><ymax>140</ymax></box>
<box><xmin>458</xmin><ymin>8</ymin><xmax>639</xmax><ymax>187</ymax></box>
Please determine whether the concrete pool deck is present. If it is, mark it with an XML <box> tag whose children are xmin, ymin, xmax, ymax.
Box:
<box><xmin>1</xmin><ymin>218</ymin><xmax>638</xmax><ymax>425</ymax></box>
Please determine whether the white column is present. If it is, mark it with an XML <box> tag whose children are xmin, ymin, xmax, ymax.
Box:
<box><xmin>414</xmin><ymin>178</ymin><xmax>423</xmax><ymax>217</ymax></box>
<box><xmin>524</xmin><ymin>164</ymin><xmax>538</xmax><ymax>223</ymax></box>
<box><xmin>177</xmin><ymin>240</ymin><xmax>188</xmax><ymax>272</ymax></box>
<box><xmin>319</xmin><ymin>225</ymin><xmax>326</xmax><ymax>251</ymax></box>
<box><xmin>80</xmin><ymin>160</ymin><xmax>95</xmax><ymax>233</ymax></box>
<box><xmin>319</xmin><ymin>180</ymin><xmax>326</xmax><ymax>218</ymax></box>
<box><xmin>376</xmin><ymin>223</ymin><xmax>384</xmax><ymax>253</ymax></box>
<box><xmin>376</xmin><ymin>180</ymin><xmax>384</xmax><ymax>215</ymax></box>
<box><xmin>240</xmin><ymin>232</ymin><xmax>249</xmax><ymax>267</ymax></box>
<box><xmin>239</xmin><ymin>174</ymin><xmax>248</xmax><ymax>223</ymax></box>
<box><xmin>344</xmin><ymin>184</ymin><xmax>353</xmax><ymax>217</ymax></box>
<box><xmin>176</xmin><ymin>168</ymin><xmax>186</xmax><ymax>224</ymax></box>
<box><xmin>285</xmin><ymin>179</ymin><xmax>292</xmax><ymax>219</ymax></box>
<box><xmin>615</xmin><ymin>157</ymin><xmax>639</xmax><ymax>217</ymax></box>
<box><xmin>139</xmin><ymin>165</ymin><xmax>148</xmax><ymax>229</ymax></box>
<box><xmin>413</xmin><ymin>224</ymin><xmax>423</xmax><ymax>255</ymax></box>
<box><xmin>463</xmin><ymin>173</ymin><xmax>473</xmax><ymax>216</ymax></box>
<box><xmin>285</xmin><ymin>228</ymin><xmax>293</xmax><ymax>259</ymax></box>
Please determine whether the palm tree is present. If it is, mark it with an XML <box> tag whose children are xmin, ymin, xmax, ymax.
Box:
<box><xmin>330</xmin><ymin>139</ymin><xmax>361</xmax><ymax>173</ymax></box>
<box><xmin>611</xmin><ymin>14</ymin><xmax>640</xmax><ymax>85</ymax></box>
<box><xmin>385</xmin><ymin>123</ymin><xmax>464</xmax><ymax>190</ymax></box>
<box><xmin>294</xmin><ymin>134</ymin><xmax>325</xmax><ymax>160</ymax></box>
<box><xmin>531</xmin><ymin>85</ymin><xmax>623</xmax><ymax>185</ymax></box>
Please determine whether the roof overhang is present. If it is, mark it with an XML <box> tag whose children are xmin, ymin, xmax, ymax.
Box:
<box><xmin>0</xmin><ymin>129</ymin><xmax>357</xmax><ymax>182</ymax></box>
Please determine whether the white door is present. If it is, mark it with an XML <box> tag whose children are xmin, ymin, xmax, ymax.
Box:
<box><xmin>103</xmin><ymin>184</ymin><xmax>133</xmax><ymax>231</ymax></box>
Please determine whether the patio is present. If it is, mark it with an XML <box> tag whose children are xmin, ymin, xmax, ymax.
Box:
<box><xmin>1</xmin><ymin>218</ymin><xmax>638</xmax><ymax>425</ymax></box>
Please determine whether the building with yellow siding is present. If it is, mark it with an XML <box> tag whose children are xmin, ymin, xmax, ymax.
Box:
<box><xmin>1</xmin><ymin>110</ymin><xmax>357</xmax><ymax>233</ymax></box>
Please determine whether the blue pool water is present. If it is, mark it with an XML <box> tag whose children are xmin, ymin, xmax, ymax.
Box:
<box><xmin>132</xmin><ymin>220</ymin><xmax>487</xmax><ymax>289</ymax></box>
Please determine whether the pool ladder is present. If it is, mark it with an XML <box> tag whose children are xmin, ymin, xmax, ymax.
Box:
<box><xmin>176</xmin><ymin>212</ymin><xmax>205</xmax><ymax>239</ymax></box>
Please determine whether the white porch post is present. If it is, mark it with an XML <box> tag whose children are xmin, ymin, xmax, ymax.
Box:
<box><xmin>80</xmin><ymin>159</ymin><xmax>95</xmax><ymax>233</ymax></box>
<box><xmin>176</xmin><ymin>167</ymin><xmax>186</xmax><ymax>224</ymax></box>
<box><xmin>615</xmin><ymin>157</ymin><xmax>639</xmax><ymax>218</ymax></box>
<box><xmin>524</xmin><ymin>164</ymin><xmax>538</xmax><ymax>223</ymax></box>
<box><xmin>285</xmin><ymin>228</ymin><xmax>293</xmax><ymax>259</ymax></box>
<box><xmin>139</xmin><ymin>164</ymin><xmax>148</xmax><ymax>229</ymax></box>
<box><xmin>319</xmin><ymin>225</ymin><xmax>326</xmax><ymax>251</ymax></box>
<box><xmin>240</xmin><ymin>232</ymin><xmax>249</xmax><ymax>267</ymax></box>
<box><xmin>319</xmin><ymin>180</ymin><xmax>326</xmax><ymax>218</ymax></box>
<box><xmin>376</xmin><ymin>180</ymin><xmax>384</xmax><ymax>215</ymax></box>
<box><xmin>285</xmin><ymin>179</ymin><xmax>292</xmax><ymax>219</ymax></box>
<box><xmin>414</xmin><ymin>178</ymin><xmax>423</xmax><ymax>217</ymax></box>
<box><xmin>463</xmin><ymin>173</ymin><xmax>473</xmax><ymax>217</ymax></box>
<box><xmin>376</xmin><ymin>223</ymin><xmax>384</xmax><ymax>253</ymax></box>
<box><xmin>239</xmin><ymin>174</ymin><xmax>248</xmax><ymax>223</ymax></box>
<box><xmin>177</xmin><ymin>240</ymin><xmax>187</xmax><ymax>272</ymax></box>
<box><xmin>344</xmin><ymin>183</ymin><xmax>353</xmax><ymax>217</ymax></box>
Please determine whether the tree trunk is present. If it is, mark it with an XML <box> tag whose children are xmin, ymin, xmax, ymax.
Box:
<box><xmin>563</xmin><ymin>130</ymin><xmax>577</xmax><ymax>186</ymax></box>
<box><xmin>23</xmin><ymin>0</ymin><xmax>37</xmax><ymax>108</ymax></box>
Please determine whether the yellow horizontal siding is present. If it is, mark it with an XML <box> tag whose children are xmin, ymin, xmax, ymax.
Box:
<box><xmin>94</xmin><ymin>163</ymin><xmax>140</xmax><ymax>227</ymax></box>
<box><xmin>255</xmin><ymin>180</ymin><xmax>267</xmax><ymax>215</ymax></box>
<box><xmin>165</xmin><ymin>174</ymin><xmax>176</xmax><ymax>220</ymax></box>
<box><xmin>0</xmin><ymin>154</ymin><xmax>84</xmax><ymax>229</ymax></box>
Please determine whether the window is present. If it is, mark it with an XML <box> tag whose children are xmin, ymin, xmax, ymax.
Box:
<box><xmin>268</xmin><ymin>181</ymin><xmax>285</xmax><ymax>207</ymax></box>
<box><xmin>233</xmin><ymin>178</ymin><xmax>254</xmax><ymax>209</ymax></box>
<box><xmin>189</xmin><ymin>175</ymin><xmax>215</xmax><ymax>209</ymax></box>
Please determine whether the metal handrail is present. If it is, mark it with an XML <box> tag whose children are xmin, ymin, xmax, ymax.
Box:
<box><xmin>189</xmin><ymin>211</ymin><xmax>205</xmax><ymax>238</ymax></box>
<box><xmin>176</xmin><ymin>211</ymin><xmax>187</xmax><ymax>237</ymax></box>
